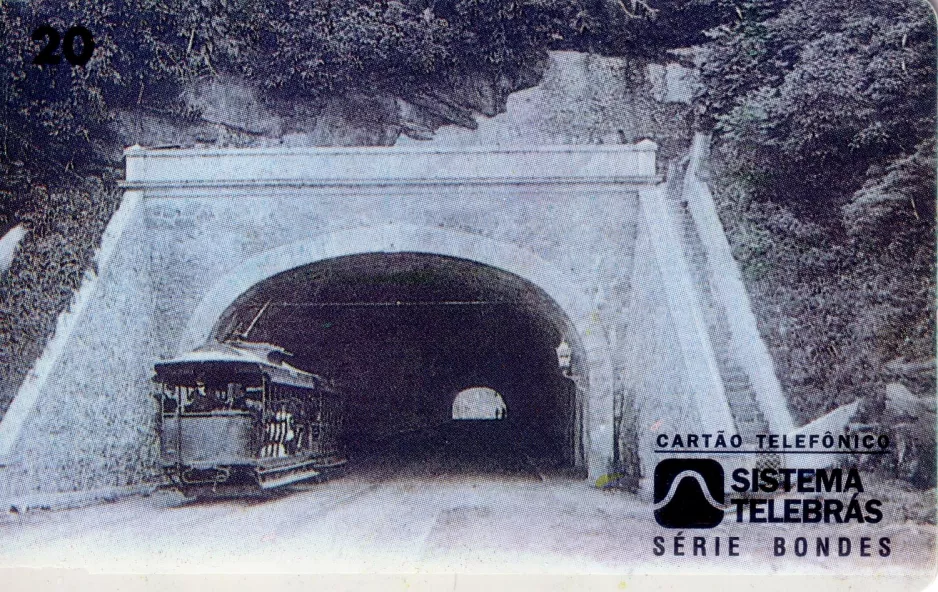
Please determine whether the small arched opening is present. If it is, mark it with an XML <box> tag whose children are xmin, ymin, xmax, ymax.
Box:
<box><xmin>452</xmin><ymin>387</ymin><xmax>508</xmax><ymax>420</ymax></box>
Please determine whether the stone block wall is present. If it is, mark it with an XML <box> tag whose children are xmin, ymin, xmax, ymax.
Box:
<box><xmin>0</xmin><ymin>192</ymin><xmax>162</xmax><ymax>495</ymax></box>
<box><xmin>619</xmin><ymin>187</ymin><xmax>738</xmax><ymax>495</ymax></box>
<box><xmin>0</xmin><ymin>170</ymin><xmax>649</xmax><ymax>494</ymax></box>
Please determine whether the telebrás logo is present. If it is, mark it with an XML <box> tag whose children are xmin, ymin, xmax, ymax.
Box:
<box><xmin>654</xmin><ymin>458</ymin><xmax>725</xmax><ymax>528</ymax></box>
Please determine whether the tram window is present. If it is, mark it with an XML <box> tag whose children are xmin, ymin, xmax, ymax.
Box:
<box><xmin>163</xmin><ymin>383</ymin><xmax>255</xmax><ymax>413</ymax></box>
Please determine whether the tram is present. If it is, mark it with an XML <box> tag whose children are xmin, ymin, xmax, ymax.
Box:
<box><xmin>154</xmin><ymin>340</ymin><xmax>346</xmax><ymax>495</ymax></box>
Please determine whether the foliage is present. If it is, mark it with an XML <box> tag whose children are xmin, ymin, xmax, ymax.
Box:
<box><xmin>699</xmin><ymin>0</ymin><xmax>935</xmax><ymax>212</ymax></box>
<box><xmin>0</xmin><ymin>177</ymin><xmax>120</xmax><ymax>411</ymax></box>
<box><xmin>697</xmin><ymin>0</ymin><xmax>936</xmax><ymax>425</ymax></box>
<box><xmin>0</xmin><ymin>0</ymin><xmax>726</xmax><ymax>202</ymax></box>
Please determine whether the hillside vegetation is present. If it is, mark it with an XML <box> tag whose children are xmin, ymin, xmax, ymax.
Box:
<box><xmin>697</xmin><ymin>0</ymin><xmax>936</xmax><ymax>421</ymax></box>
<box><xmin>0</xmin><ymin>0</ymin><xmax>935</xmax><ymax>486</ymax></box>
<box><xmin>697</xmin><ymin>0</ymin><xmax>936</xmax><ymax>486</ymax></box>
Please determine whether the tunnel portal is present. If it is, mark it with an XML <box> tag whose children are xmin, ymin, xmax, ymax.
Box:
<box><xmin>0</xmin><ymin>141</ymin><xmax>790</xmax><ymax>498</ymax></box>
<box><xmin>211</xmin><ymin>253</ymin><xmax>585</xmax><ymax>473</ymax></box>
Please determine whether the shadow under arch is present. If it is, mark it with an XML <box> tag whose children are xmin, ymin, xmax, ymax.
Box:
<box><xmin>178</xmin><ymin>222</ymin><xmax>615</xmax><ymax>481</ymax></box>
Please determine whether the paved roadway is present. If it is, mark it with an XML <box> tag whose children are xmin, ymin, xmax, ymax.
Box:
<box><xmin>0</xmin><ymin>423</ymin><xmax>933</xmax><ymax>575</ymax></box>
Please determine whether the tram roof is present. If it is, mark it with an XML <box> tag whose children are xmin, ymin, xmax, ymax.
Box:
<box><xmin>155</xmin><ymin>341</ymin><xmax>330</xmax><ymax>389</ymax></box>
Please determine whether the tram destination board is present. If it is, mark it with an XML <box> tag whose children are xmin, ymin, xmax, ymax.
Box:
<box><xmin>0</xmin><ymin>1</ymin><xmax>935</xmax><ymax>591</ymax></box>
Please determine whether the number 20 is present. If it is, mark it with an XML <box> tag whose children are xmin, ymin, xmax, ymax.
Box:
<box><xmin>32</xmin><ymin>25</ymin><xmax>96</xmax><ymax>67</ymax></box>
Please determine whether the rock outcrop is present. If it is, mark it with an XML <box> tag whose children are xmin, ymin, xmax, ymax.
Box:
<box><xmin>117</xmin><ymin>51</ymin><xmax>692</xmax><ymax>159</ymax></box>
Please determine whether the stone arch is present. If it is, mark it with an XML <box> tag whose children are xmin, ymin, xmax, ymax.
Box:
<box><xmin>179</xmin><ymin>222</ymin><xmax>615</xmax><ymax>481</ymax></box>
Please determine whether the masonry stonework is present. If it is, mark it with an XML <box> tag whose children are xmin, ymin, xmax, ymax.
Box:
<box><xmin>0</xmin><ymin>141</ymin><xmax>793</xmax><ymax>498</ymax></box>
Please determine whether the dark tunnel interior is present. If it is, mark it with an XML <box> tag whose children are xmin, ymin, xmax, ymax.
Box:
<box><xmin>211</xmin><ymin>252</ymin><xmax>585</xmax><ymax>475</ymax></box>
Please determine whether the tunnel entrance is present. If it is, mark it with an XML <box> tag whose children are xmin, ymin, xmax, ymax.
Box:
<box><xmin>209</xmin><ymin>252</ymin><xmax>586</xmax><ymax>476</ymax></box>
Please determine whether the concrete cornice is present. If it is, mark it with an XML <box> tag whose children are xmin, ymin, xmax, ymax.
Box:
<box><xmin>122</xmin><ymin>142</ymin><xmax>660</xmax><ymax>190</ymax></box>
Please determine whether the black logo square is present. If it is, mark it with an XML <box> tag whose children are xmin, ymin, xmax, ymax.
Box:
<box><xmin>653</xmin><ymin>458</ymin><xmax>725</xmax><ymax>529</ymax></box>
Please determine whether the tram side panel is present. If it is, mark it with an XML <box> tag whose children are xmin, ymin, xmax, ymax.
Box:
<box><xmin>154</xmin><ymin>350</ymin><xmax>347</xmax><ymax>493</ymax></box>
